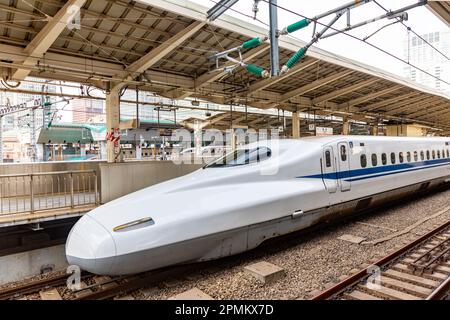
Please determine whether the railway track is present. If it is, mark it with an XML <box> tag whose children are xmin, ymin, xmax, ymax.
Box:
<box><xmin>1</xmin><ymin>208</ymin><xmax>449</xmax><ymax>300</ymax></box>
<box><xmin>0</xmin><ymin>262</ymin><xmax>206</xmax><ymax>300</ymax></box>
<box><xmin>311</xmin><ymin>220</ymin><xmax>450</xmax><ymax>300</ymax></box>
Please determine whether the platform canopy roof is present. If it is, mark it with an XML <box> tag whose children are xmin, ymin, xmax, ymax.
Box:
<box><xmin>0</xmin><ymin>0</ymin><xmax>449</xmax><ymax>130</ymax></box>
<box><xmin>427</xmin><ymin>1</ymin><xmax>450</xmax><ymax>27</ymax></box>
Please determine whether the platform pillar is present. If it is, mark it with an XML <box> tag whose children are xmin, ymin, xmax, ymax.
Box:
<box><xmin>0</xmin><ymin>116</ymin><xmax>3</xmax><ymax>163</ymax></box>
<box><xmin>342</xmin><ymin>116</ymin><xmax>350</xmax><ymax>135</ymax></box>
<box><xmin>292</xmin><ymin>111</ymin><xmax>300</xmax><ymax>139</ymax></box>
<box><xmin>373</xmin><ymin>121</ymin><xmax>379</xmax><ymax>136</ymax></box>
<box><xmin>106</xmin><ymin>85</ymin><xmax>122</xmax><ymax>163</ymax></box>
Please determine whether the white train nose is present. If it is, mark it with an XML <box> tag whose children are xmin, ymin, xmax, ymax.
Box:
<box><xmin>66</xmin><ymin>215</ymin><xmax>117</xmax><ymax>275</ymax></box>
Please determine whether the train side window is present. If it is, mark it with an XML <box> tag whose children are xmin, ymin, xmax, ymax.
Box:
<box><xmin>442</xmin><ymin>149</ymin><xmax>445</xmax><ymax>158</ymax></box>
<box><xmin>381</xmin><ymin>153</ymin><xmax>387</xmax><ymax>165</ymax></box>
<box><xmin>432</xmin><ymin>150</ymin><xmax>436</xmax><ymax>159</ymax></box>
<box><xmin>391</xmin><ymin>152</ymin><xmax>396</xmax><ymax>164</ymax></box>
<box><xmin>406</xmin><ymin>152</ymin><xmax>411</xmax><ymax>162</ymax></box>
<box><xmin>371</xmin><ymin>154</ymin><xmax>378</xmax><ymax>167</ymax></box>
<box><xmin>399</xmin><ymin>152</ymin><xmax>404</xmax><ymax>163</ymax></box>
<box><xmin>414</xmin><ymin>151</ymin><xmax>418</xmax><ymax>162</ymax></box>
<box><xmin>437</xmin><ymin>150</ymin><xmax>441</xmax><ymax>159</ymax></box>
<box><xmin>325</xmin><ymin>150</ymin><xmax>332</xmax><ymax>167</ymax></box>
<box><xmin>427</xmin><ymin>150</ymin><xmax>430</xmax><ymax>160</ymax></box>
<box><xmin>340</xmin><ymin>145</ymin><xmax>347</xmax><ymax>161</ymax></box>
<box><xmin>447</xmin><ymin>149</ymin><xmax>450</xmax><ymax>158</ymax></box>
<box><xmin>360</xmin><ymin>154</ymin><xmax>367</xmax><ymax>168</ymax></box>
<box><xmin>420</xmin><ymin>151</ymin><xmax>424</xmax><ymax>161</ymax></box>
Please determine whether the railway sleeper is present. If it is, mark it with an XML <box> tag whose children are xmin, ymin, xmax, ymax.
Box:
<box><xmin>383</xmin><ymin>269</ymin><xmax>439</xmax><ymax>289</ymax></box>
<box><xmin>357</xmin><ymin>283</ymin><xmax>422</xmax><ymax>300</ymax></box>
<box><xmin>379</xmin><ymin>275</ymin><xmax>432</xmax><ymax>298</ymax></box>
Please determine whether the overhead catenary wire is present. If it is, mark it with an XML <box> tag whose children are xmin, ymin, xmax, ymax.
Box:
<box><xmin>373</xmin><ymin>0</ymin><xmax>450</xmax><ymax>62</ymax></box>
<box><xmin>257</xmin><ymin>0</ymin><xmax>450</xmax><ymax>87</ymax></box>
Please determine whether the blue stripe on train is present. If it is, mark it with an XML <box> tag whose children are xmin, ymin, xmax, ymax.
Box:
<box><xmin>298</xmin><ymin>158</ymin><xmax>450</xmax><ymax>181</ymax></box>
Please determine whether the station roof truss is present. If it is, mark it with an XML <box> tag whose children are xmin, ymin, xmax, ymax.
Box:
<box><xmin>0</xmin><ymin>0</ymin><xmax>448</xmax><ymax>130</ymax></box>
<box><xmin>427</xmin><ymin>1</ymin><xmax>450</xmax><ymax>27</ymax></box>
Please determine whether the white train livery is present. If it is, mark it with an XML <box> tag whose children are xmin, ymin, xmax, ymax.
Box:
<box><xmin>66</xmin><ymin>136</ymin><xmax>450</xmax><ymax>275</ymax></box>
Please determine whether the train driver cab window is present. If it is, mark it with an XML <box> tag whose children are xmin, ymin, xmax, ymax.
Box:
<box><xmin>414</xmin><ymin>151</ymin><xmax>418</xmax><ymax>162</ymax></box>
<box><xmin>427</xmin><ymin>150</ymin><xmax>430</xmax><ymax>160</ymax></box>
<box><xmin>371</xmin><ymin>154</ymin><xmax>378</xmax><ymax>167</ymax></box>
<box><xmin>399</xmin><ymin>152</ymin><xmax>404</xmax><ymax>163</ymax></box>
<box><xmin>204</xmin><ymin>147</ymin><xmax>272</xmax><ymax>168</ymax></box>
<box><xmin>340</xmin><ymin>145</ymin><xmax>347</xmax><ymax>162</ymax></box>
<box><xmin>420</xmin><ymin>151</ymin><xmax>425</xmax><ymax>161</ymax></box>
<box><xmin>360</xmin><ymin>154</ymin><xmax>367</xmax><ymax>168</ymax></box>
<box><xmin>391</xmin><ymin>152</ymin><xmax>396</xmax><ymax>164</ymax></box>
<box><xmin>406</xmin><ymin>152</ymin><xmax>411</xmax><ymax>162</ymax></box>
<box><xmin>325</xmin><ymin>150</ymin><xmax>332</xmax><ymax>167</ymax></box>
<box><xmin>381</xmin><ymin>153</ymin><xmax>387</xmax><ymax>165</ymax></box>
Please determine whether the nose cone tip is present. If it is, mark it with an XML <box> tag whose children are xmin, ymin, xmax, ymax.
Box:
<box><xmin>66</xmin><ymin>215</ymin><xmax>116</xmax><ymax>275</ymax></box>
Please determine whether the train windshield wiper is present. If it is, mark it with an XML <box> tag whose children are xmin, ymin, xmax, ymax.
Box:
<box><xmin>204</xmin><ymin>147</ymin><xmax>272</xmax><ymax>168</ymax></box>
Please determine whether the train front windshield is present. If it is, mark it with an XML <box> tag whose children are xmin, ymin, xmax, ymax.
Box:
<box><xmin>204</xmin><ymin>147</ymin><xmax>272</xmax><ymax>168</ymax></box>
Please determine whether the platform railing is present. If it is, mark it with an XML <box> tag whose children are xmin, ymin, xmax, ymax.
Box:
<box><xmin>0</xmin><ymin>170</ymin><xmax>99</xmax><ymax>215</ymax></box>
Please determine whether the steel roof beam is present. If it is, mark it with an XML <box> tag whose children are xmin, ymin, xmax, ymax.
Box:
<box><xmin>337</xmin><ymin>85</ymin><xmax>403</xmax><ymax>109</ymax></box>
<box><xmin>122</xmin><ymin>21</ymin><xmax>206</xmax><ymax>78</ymax></box>
<box><xmin>383</xmin><ymin>96</ymin><xmax>438</xmax><ymax>115</ymax></box>
<box><xmin>407</xmin><ymin>102</ymin><xmax>449</xmax><ymax>118</ymax></box>
<box><xmin>358</xmin><ymin>92</ymin><xmax>419</xmax><ymax>111</ymax></box>
<box><xmin>246</xmin><ymin>58</ymin><xmax>318</xmax><ymax>95</ymax></box>
<box><xmin>12</xmin><ymin>0</ymin><xmax>87</xmax><ymax>81</ymax></box>
<box><xmin>312</xmin><ymin>78</ymin><xmax>378</xmax><ymax>105</ymax></box>
<box><xmin>278</xmin><ymin>70</ymin><xmax>354</xmax><ymax>104</ymax></box>
<box><xmin>166</xmin><ymin>44</ymin><xmax>269</xmax><ymax>100</ymax></box>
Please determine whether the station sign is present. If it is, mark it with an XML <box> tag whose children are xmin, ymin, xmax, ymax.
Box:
<box><xmin>316</xmin><ymin>126</ymin><xmax>333</xmax><ymax>136</ymax></box>
<box><xmin>159</xmin><ymin>129</ymin><xmax>173</xmax><ymax>137</ymax></box>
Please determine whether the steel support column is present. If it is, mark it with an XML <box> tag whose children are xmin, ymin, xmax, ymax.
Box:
<box><xmin>269</xmin><ymin>0</ymin><xmax>280</xmax><ymax>77</ymax></box>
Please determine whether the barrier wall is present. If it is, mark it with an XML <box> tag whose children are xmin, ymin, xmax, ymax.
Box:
<box><xmin>99</xmin><ymin>161</ymin><xmax>202</xmax><ymax>203</ymax></box>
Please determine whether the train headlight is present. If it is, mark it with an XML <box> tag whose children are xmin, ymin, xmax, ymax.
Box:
<box><xmin>113</xmin><ymin>217</ymin><xmax>154</xmax><ymax>232</ymax></box>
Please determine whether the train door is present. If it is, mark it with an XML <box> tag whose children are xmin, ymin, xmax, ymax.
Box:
<box><xmin>337</xmin><ymin>142</ymin><xmax>351</xmax><ymax>192</ymax></box>
<box><xmin>322</xmin><ymin>147</ymin><xmax>337</xmax><ymax>193</ymax></box>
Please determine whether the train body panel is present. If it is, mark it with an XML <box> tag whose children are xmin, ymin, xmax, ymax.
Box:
<box><xmin>66</xmin><ymin>136</ymin><xmax>450</xmax><ymax>275</ymax></box>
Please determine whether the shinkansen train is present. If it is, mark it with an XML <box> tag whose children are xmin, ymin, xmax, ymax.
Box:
<box><xmin>66</xmin><ymin>136</ymin><xmax>450</xmax><ymax>275</ymax></box>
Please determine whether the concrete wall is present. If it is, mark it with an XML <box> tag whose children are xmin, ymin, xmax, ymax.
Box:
<box><xmin>0</xmin><ymin>245</ymin><xmax>68</xmax><ymax>285</ymax></box>
<box><xmin>0</xmin><ymin>160</ymin><xmax>202</xmax><ymax>204</ymax></box>
<box><xmin>99</xmin><ymin>161</ymin><xmax>202</xmax><ymax>203</ymax></box>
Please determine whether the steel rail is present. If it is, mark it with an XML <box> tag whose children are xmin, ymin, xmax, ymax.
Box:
<box><xmin>310</xmin><ymin>219</ymin><xmax>450</xmax><ymax>300</ymax></box>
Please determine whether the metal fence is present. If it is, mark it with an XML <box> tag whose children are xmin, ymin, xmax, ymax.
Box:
<box><xmin>0</xmin><ymin>170</ymin><xmax>98</xmax><ymax>215</ymax></box>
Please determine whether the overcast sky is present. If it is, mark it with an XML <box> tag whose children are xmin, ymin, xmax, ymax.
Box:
<box><xmin>192</xmin><ymin>0</ymin><xmax>449</xmax><ymax>89</ymax></box>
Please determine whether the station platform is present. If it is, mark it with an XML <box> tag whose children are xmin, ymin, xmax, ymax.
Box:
<box><xmin>0</xmin><ymin>205</ymin><xmax>96</xmax><ymax>228</ymax></box>
<box><xmin>0</xmin><ymin>160</ymin><xmax>201</xmax><ymax>228</ymax></box>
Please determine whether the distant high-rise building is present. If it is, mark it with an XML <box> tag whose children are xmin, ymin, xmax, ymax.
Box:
<box><xmin>403</xmin><ymin>30</ymin><xmax>450</xmax><ymax>93</ymax></box>
<box><xmin>71</xmin><ymin>99</ymin><xmax>104</xmax><ymax>123</ymax></box>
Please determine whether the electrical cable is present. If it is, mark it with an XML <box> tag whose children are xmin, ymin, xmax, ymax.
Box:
<box><xmin>256</xmin><ymin>0</ymin><xmax>450</xmax><ymax>87</ymax></box>
<box><xmin>373</xmin><ymin>0</ymin><xmax>450</xmax><ymax>61</ymax></box>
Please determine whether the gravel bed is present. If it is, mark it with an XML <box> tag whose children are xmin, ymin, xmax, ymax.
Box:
<box><xmin>137</xmin><ymin>188</ymin><xmax>450</xmax><ymax>300</ymax></box>
<box><xmin>2</xmin><ymin>188</ymin><xmax>449</xmax><ymax>300</ymax></box>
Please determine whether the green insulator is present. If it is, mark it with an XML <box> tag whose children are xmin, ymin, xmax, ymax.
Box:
<box><xmin>242</xmin><ymin>37</ymin><xmax>263</xmax><ymax>50</ymax></box>
<box><xmin>43</xmin><ymin>102</ymin><xmax>52</xmax><ymax>106</ymax></box>
<box><xmin>286</xmin><ymin>19</ymin><xmax>310</xmax><ymax>34</ymax></box>
<box><xmin>246</xmin><ymin>64</ymin><xmax>267</xmax><ymax>77</ymax></box>
<box><xmin>286</xmin><ymin>47</ymin><xmax>307</xmax><ymax>69</ymax></box>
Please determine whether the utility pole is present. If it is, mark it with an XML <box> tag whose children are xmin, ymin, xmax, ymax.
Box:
<box><xmin>269</xmin><ymin>0</ymin><xmax>280</xmax><ymax>77</ymax></box>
